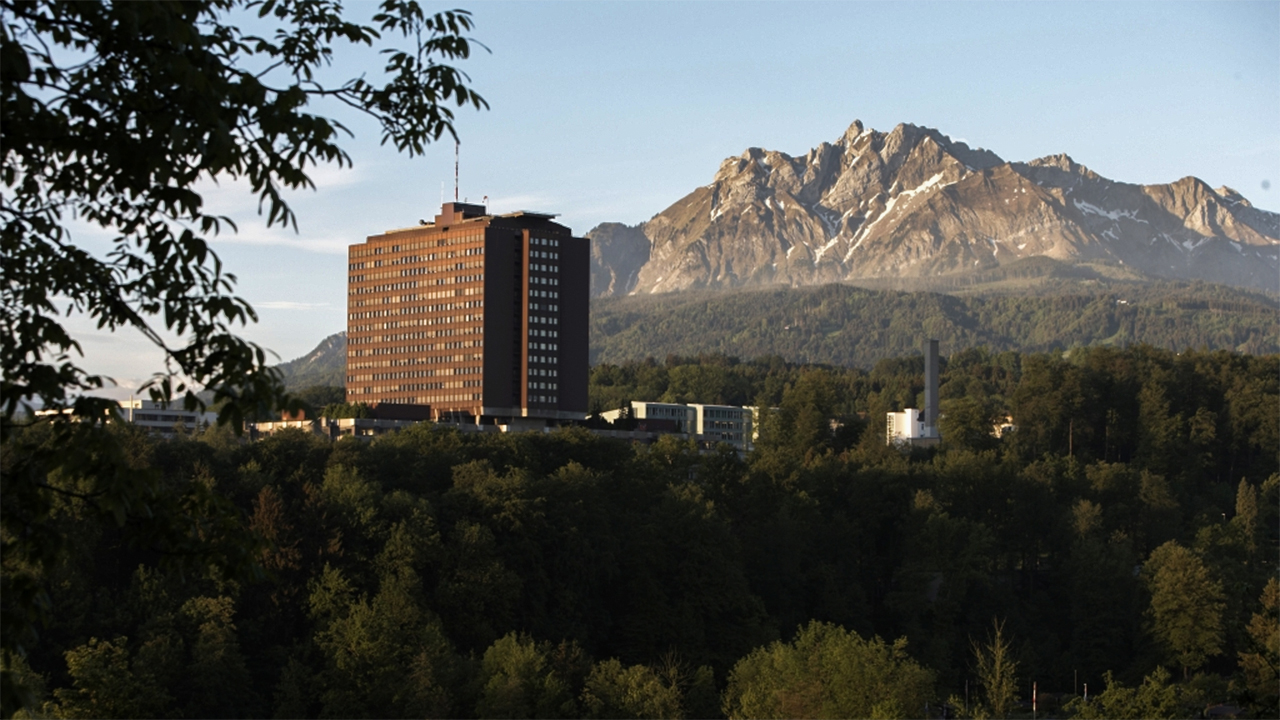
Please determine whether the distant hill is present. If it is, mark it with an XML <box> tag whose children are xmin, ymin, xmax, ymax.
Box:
<box><xmin>589</xmin><ymin>120</ymin><xmax>1280</xmax><ymax>296</ymax></box>
<box><xmin>276</xmin><ymin>331</ymin><xmax>345</xmax><ymax>389</ymax></box>
<box><xmin>284</xmin><ymin>279</ymin><xmax>1277</xmax><ymax>380</ymax></box>
<box><xmin>590</xmin><ymin>279</ymin><xmax>1279</xmax><ymax>368</ymax></box>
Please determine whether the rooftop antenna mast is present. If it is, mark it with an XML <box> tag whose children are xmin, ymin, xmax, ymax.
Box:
<box><xmin>454</xmin><ymin>140</ymin><xmax>459</xmax><ymax>202</ymax></box>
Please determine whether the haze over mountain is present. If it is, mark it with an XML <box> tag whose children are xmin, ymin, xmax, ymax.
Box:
<box><xmin>589</xmin><ymin>121</ymin><xmax>1280</xmax><ymax>296</ymax></box>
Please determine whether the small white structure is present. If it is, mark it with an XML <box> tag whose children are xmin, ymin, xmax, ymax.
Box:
<box><xmin>117</xmin><ymin>399</ymin><xmax>218</xmax><ymax>436</ymax></box>
<box><xmin>992</xmin><ymin>415</ymin><xmax>1016</xmax><ymax>439</ymax></box>
<box><xmin>886</xmin><ymin>408</ymin><xmax>938</xmax><ymax>446</ymax></box>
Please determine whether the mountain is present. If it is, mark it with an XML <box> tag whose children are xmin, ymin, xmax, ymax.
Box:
<box><xmin>590</xmin><ymin>279</ymin><xmax>1280</xmax><ymax>368</ymax></box>
<box><xmin>588</xmin><ymin>121</ymin><xmax>1280</xmax><ymax>295</ymax></box>
<box><xmin>286</xmin><ymin>274</ymin><xmax>1278</xmax><ymax>385</ymax></box>
<box><xmin>276</xmin><ymin>331</ymin><xmax>346</xmax><ymax>389</ymax></box>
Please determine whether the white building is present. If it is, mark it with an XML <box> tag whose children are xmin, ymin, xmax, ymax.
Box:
<box><xmin>602</xmin><ymin>401</ymin><xmax>755</xmax><ymax>453</ymax></box>
<box><xmin>886</xmin><ymin>408</ymin><xmax>939</xmax><ymax>447</ymax></box>
<box><xmin>117</xmin><ymin>399</ymin><xmax>218</xmax><ymax>435</ymax></box>
<box><xmin>688</xmin><ymin>403</ymin><xmax>754</xmax><ymax>452</ymax></box>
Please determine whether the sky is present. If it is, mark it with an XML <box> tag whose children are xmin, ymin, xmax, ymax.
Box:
<box><xmin>62</xmin><ymin>0</ymin><xmax>1280</xmax><ymax>397</ymax></box>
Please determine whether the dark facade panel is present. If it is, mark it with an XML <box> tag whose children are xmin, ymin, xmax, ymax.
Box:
<box><xmin>558</xmin><ymin>234</ymin><xmax>590</xmax><ymax>416</ymax></box>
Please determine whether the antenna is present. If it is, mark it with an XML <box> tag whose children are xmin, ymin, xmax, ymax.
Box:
<box><xmin>454</xmin><ymin>140</ymin><xmax>459</xmax><ymax>202</ymax></box>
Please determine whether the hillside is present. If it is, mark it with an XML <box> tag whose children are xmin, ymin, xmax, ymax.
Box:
<box><xmin>275</xmin><ymin>331</ymin><xmax>345</xmax><ymax>389</ymax></box>
<box><xmin>589</xmin><ymin>120</ymin><xmax>1280</xmax><ymax>296</ymax></box>
<box><xmin>283</xmin><ymin>279</ymin><xmax>1277</xmax><ymax>383</ymax></box>
<box><xmin>590</xmin><ymin>280</ymin><xmax>1279</xmax><ymax>368</ymax></box>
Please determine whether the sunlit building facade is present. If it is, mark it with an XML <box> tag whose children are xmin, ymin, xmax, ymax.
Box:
<box><xmin>346</xmin><ymin>202</ymin><xmax>588</xmax><ymax>424</ymax></box>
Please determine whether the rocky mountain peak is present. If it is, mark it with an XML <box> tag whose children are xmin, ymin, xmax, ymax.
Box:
<box><xmin>589</xmin><ymin>120</ymin><xmax>1280</xmax><ymax>297</ymax></box>
<box><xmin>1216</xmin><ymin>186</ymin><xmax>1252</xmax><ymax>208</ymax></box>
<box><xmin>838</xmin><ymin>119</ymin><xmax>866</xmax><ymax>146</ymax></box>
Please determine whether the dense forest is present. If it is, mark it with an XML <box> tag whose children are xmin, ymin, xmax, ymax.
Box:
<box><xmin>4</xmin><ymin>345</ymin><xmax>1278</xmax><ymax>719</ymax></box>
<box><xmin>590</xmin><ymin>282</ymin><xmax>1280</xmax><ymax>368</ymax></box>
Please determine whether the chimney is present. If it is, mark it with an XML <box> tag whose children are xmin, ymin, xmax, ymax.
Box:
<box><xmin>924</xmin><ymin>338</ymin><xmax>939</xmax><ymax>437</ymax></box>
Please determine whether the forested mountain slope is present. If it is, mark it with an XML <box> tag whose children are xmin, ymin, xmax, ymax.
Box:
<box><xmin>275</xmin><ymin>331</ymin><xmax>345</xmax><ymax>390</ymax></box>
<box><xmin>590</xmin><ymin>280</ymin><xmax>1279</xmax><ymax>367</ymax></box>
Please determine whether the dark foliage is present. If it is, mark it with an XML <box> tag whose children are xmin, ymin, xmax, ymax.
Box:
<box><xmin>7</xmin><ymin>346</ymin><xmax>1277</xmax><ymax>718</ymax></box>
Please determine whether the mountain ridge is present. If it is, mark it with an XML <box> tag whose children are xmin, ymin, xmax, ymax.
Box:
<box><xmin>588</xmin><ymin>120</ymin><xmax>1280</xmax><ymax>295</ymax></box>
<box><xmin>276</xmin><ymin>331</ymin><xmax>345</xmax><ymax>389</ymax></box>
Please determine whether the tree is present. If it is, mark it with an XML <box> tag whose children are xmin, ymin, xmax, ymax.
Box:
<box><xmin>1143</xmin><ymin>541</ymin><xmax>1226</xmax><ymax>679</ymax></box>
<box><xmin>722</xmin><ymin>621</ymin><xmax>935</xmax><ymax>719</ymax></box>
<box><xmin>1063</xmin><ymin>667</ymin><xmax>1183</xmax><ymax>720</ymax></box>
<box><xmin>43</xmin><ymin>637</ymin><xmax>173</xmax><ymax>719</ymax></box>
<box><xmin>580</xmin><ymin>659</ymin><xmax>685</xmax><ymax>720</ymax></box>
<box><xmin>2</xmin><ymin>0</ymin><xmax>485</xmax><ymax>422</ymax></box>
<box><xmin>971</xmin><ymin>619</ymin><xmax>1019</xmax><ymax>720</ymax></box>
<box><xmin>1238</xmin><ymin>577</ymin><xmax>1279</xmax><ymax>716</ymax></box>
<box><xmin>0</xmin><ymin>1</ymin><xmax>485</xmax><ymax>713</ymax></box>
<box><xmin>474</xmin><ymin>633</ymin><xmax>578</xmax><ymax>719</ymax></box>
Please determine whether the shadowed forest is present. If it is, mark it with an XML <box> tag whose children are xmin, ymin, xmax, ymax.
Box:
<box><xmin>5</xmin><ymin>345</ymin><xmax>1277</xmax><ymax>719</ymax></box>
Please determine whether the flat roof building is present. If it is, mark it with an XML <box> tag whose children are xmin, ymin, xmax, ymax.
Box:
<box><xmin>346</xmin><ymin>202</ymin><xmax>589</xmax><ymax>425</ymax></box>
<box><xmin>602</xmin><ymin>401</ymin><xmax>757</xmax><ymax>453</ymax></box>
<box><xmin>36</xmin><ymin>399</ymin><xmax>219</xmax><ymax>436</ymax></box>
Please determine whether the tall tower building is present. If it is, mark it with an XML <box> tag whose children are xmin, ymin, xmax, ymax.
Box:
<box><xmin>346</xmin><ymin>202</ymin><xmax>589</xmax><ymax>425</ymax></box>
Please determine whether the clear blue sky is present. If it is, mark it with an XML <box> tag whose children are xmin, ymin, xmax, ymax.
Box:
<box><xmin>71</xmin><ymin>0</ymin><xmax>1280</xmax><ymax>395</ymax></box>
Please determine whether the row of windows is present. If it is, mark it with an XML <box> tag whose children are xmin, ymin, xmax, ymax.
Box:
<box><xmin>350</xmin><ymin>330</ymin><xmax>481</xmax><ymax>353</ymax></box>
<box><xmin>530</xmin><ymin>395</ymin><xmax>557</xmax><ymax>404</ymax></box>
<box><xmin>529</xmin><ymin>249</ymin><xmax>558</xmax><ymax>260</ymax></box>
<box><xmin>391</xmin><ymin>249</ymin><xmax>483</xmax><ymax>266</ymax></box>
<box><xmin>349</xmin><ymin>352</ymin><xmax>482</xmax><ymax>370</ymax></box>
<box><xmin>133</xmin><ymin>413</ymin><xmax>200</xmax><ymax>423</ymax></box>
<box><xmin>361</xmin><ymin>379</ymin><xmax>481</xmax><ymax>394</ymax></box>
<box><xmin>706</xmin><ymin>432</ymin><xmax>745</xmax><ymax>442</ymax></box>
<box><xmin>352</xmin><ymin>319</ymin><xmax>485</xmax><ymax>336</ymax></box>
<box><xmin>351</xmin><ymin>233</ymin><xmax>484</xmax><ymax>258</ymax></box>
<box><xmin>351</xmin><ymin>302</ymin><xmax>483</xmax><ymax>319</ymax></box>
<box><xmin>528</xmin><ymin>328</ymin><xmax>558</xmax><ymax>339</ymax></box>
<box><xmin>529</xmin><ymin>263</ymin><xmax>557</xmax><ymax>273</ymax></box>
<box><xmin>531</xmin><ymin>237</ymin><xmax>561</xmax><ymax>248</ymax></box>
<box><xmin>353</xmin><ymin>296</ymin><xmax>483</xmax><ymax>310</ymax></box>
<box><xmin>360</xmin><ymin>327</ymin><xmax>481</xmax><ymax>352</ymax></box>
<box><xmin>352</xmin><ymin>280</ymin><xmax>418</xmax><ymax>294</ymax></box>
<box><xmin>395</xmin><ymin>260</ymin><xmax>484</xmax><ymax>278</ymax></box>
<box><xmin>528</xmin><ymin>354</ymin><xmax>556</xmax><ymax>365</ymax></box>
<box><xmin>350</xmin><ymin>303</ymin><xmax>482</xmax><ymax>332</ymax></box>
<box><xmin>349</xmin><ymin>366</ymin><xmax>481</xmax><ymax>382</ymax></box>
<box><xmin>529</xmin><ymin>289</ymin><xmax>559</xmax><ymax>300</ymax></box>
<box><xmin>409</xmin><ymin>380</ymin><xmax>482</xmax><ymax>392</ymax></box>
<box><xmin>350</xmin><ymin>249</ymin><xmax>479</xmax><ymax>272</ymax></box>
<box><xmin>350</xmin><ymin>323</ymin><xmax>480</xmax><ymax>344</ymax></box>
<box><xmin>528</xmin><ymin>341</ymin><xmax>558</xmax><ymax>352</ymax></box>
<box><xmin>420</xmin><ymin>392</ymin><xmax>483</xmax><ymax>403</ymax></box>
<box><xmin>529</xmin><ymin>314</ymin><xmax>555</xmax><ymax>325</ymax></box>
<box><xmin>530</xmin><ymin>275</ymin><xmax>558</xmax><ymax>286</ymax></box>
<box><xmin>349</xmin><ymin>288</ymin><xmax>475</xmax><ymax>304</ymax></box>
<box><xmin>528</xmin><ymin>368</ymin><xmax>557</xmax><ymax>378</ymax></box>
<box><xmin>529</xmin><ymin>302</ymin><xmax>559</xmax><ymax>312</ymax></box>
<box><xmin>527</xmin><ymin>381</ymin><xmax>557</xmax><ymax>391</ymax></box>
